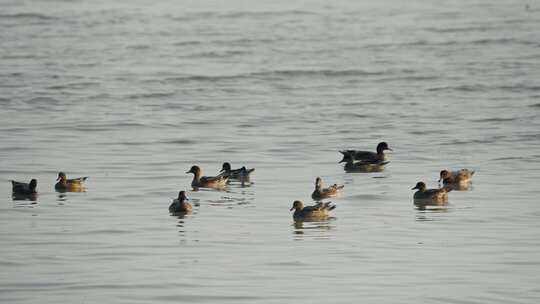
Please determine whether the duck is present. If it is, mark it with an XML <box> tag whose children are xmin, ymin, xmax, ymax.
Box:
<box><xmin>342</xmin><ymin>153</ymin><xmax>388</xmax><ymax>173</ymax></box>
<box><xmin>220</xmin><ymin>162</ymin><xmax>255</xmax><ymax>183</ymax></box>
<box><xmin>439</xmin><ymin>169</ymin><xmax>475</xmax><ymax>185</ymax></box>
<box><xmin>290</xmin><ymin>200</ymin><xmax>336</xmax><ymax>220</ymax></box>
<box><xmin>55</xmin><ymin>172</ymin><xmax>88</xmax><ymax>191</ymax></box>
<box><xmin>339</xmin><ymin>142</ymin><xmax>392</xmax><ymax>163</ymax></box>
<box><xmin>11</xmin><ymin>179</ymin><xmax>37</xmax><ymax>195</ymax></box>
<box><xmin>186</xmin><ymin>165</ymin><xmax>228</xmax><ymax>189</ymax></box>
<box><xmin>311</xmin><ymin>177</ymin><xmax>344</xmax><ymax>200</ymax></box>
<box><xmin>169</xmin><ymin>191</ymin><xmax>192</xmax><ymax>214</ymax></box>
<box><xmin>411</xmin><ymin>181</ymin><xmax>449</xmax><ymax>203</ymax></box>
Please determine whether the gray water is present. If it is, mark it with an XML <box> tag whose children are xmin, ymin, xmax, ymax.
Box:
<box><xmin>1</xmin><ymin>0</ymin><xmax>540</xmax><ymax>303</ymax></box>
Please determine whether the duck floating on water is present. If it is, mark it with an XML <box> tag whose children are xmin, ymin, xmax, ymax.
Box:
<box><xmin>186</xmin><ymin>165</ymin><xmax>228</xmax><ymax>189</ymax></box>
<box><xmin>411</xmin><ymin>181</ymin><xmax>449</xmax><ymax>204</ymax></box>
<box><xmin>339</xmin><ymin>142</ymin><xmax>392</xmax><ymax>163</ymax></box>
<box><xmin>290</xmin><ymin>200</ymin><xmax>336</xmax><ymax>220</ymax></box>
<box><xmin>169</xmin><ymin>190</ymin><xmax>192</xmax><ymax>214</ymax></box>
<box><xmin>311</xmin><ymin>177</ymin><xmax>344</xmax><ymax>200</ymax></box>
<box><xmin>55</xmin><ymin>172</ymin><xmax>88</xmax><ymax>192</ymax></box>
<box><xmin>11</xmin><ymin>179</ymin><xmax>37</xmax><ymax>195</ymax></box>
<box><xmin>220</xmin><ymin>162</ymin><xmax>254</xmax><ymax>184</ymax></box>
<box><xmin>439</xmin><ymin>169</ymin><xmax>474</xmax><ymax>187</ymax></box>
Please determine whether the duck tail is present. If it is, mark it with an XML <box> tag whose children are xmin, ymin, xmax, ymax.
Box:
<box><xmin>247</xmin><ymin>168</ymin><xmax>255</xmax><ymax>174</ymax></box>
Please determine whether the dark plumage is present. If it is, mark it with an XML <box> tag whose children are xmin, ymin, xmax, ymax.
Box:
<box><xmin>339</xmin><ymin>142</ymin><xmax>392</xmax><ymax>163</ymax></box>
<box><xmin>220</xmin><ymin>162</ymin><xmax>254</xmax><ymax>183</ymax></box>
<box><xmin>11</xmin><ymin>179</ymin><xmax>37</xmax><ymax>195</ymax></box>
<box><xmin>342</xmin><ymin>153</ymin><xmax>389</xmax><ymax>173</ymax></box>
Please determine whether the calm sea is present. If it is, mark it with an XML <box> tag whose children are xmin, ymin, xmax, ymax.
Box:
<box><xmin>1</xmin><ymin>0</ymin><xmax>540</xmax><ymax>303</ymax></box>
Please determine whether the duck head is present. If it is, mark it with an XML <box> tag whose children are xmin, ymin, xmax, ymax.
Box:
<box><xmin>290</xmin><ymin>200</ymin><xmax>304</xmax><ymax>211</ymax></box>
<box><xmin>57</xmin><ymin>172</ymin><xmax>66</xmax><ymax>182</ymax></box>
<box><xmin>221</xmin><ymin>162</ymin><xmax>231</xmax><ymax>172</ymax></box>
<box><xmin>186</xmin><ymin>165</ymin><xmax>201</xmax><ymax>175</ymax></box>
<box><xmin>29</xmin><ymin>179</ymin><xmax>37</xmax><ymax>191</ymax></box>
<box><xmin>439</xmin><ymin>170</ymin><xmax>450</xmax><ymax>182</ymax></box>
<box><xmin>376</xmin><ymin>142</ymin><xmax>392</xmax><ymax>154</ymax></box>
<box><xmin>178</xmin><ymin>190</ymin><xmax>188</xmax><ymax>201</ymax></box>
<box><xmin>411</xmin><ymin>181</ymin><xmax>426</xmax><ymax>191</ymax></box>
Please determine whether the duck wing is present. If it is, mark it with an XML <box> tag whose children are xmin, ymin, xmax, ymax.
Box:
<box><xmin>11</xmin><ymin>180</ymin><xmax>30</xmax><ymax>192</ymax></box>
<box><xmin>67</xmin><ymin>177</ymin><xmax>88</xmax><ymax>184</ymax></box>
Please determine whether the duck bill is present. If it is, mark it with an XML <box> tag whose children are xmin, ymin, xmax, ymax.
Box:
<box><xmin>289</xmin><ymin>207</ymin><xmax>294</xmax><ymax>211</ymax></box>
<box><xmin>411</xmin><ymin>186</ymin><xmax>418</xmax><ymax>190</ymax></box>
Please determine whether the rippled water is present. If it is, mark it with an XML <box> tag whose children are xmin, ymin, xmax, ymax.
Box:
<box><xmin>1</xmin><ymin>0</ymin><xmax>540</xmax><ymax>303</ymax></box>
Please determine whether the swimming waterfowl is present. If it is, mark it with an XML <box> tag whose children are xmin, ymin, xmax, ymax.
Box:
<box><xmin>55</xmin><ymin>172</ymin><xmax>88</xmax><ymax>191</ymax></box>
<box><xmin>290</xmin><ymin>200</ymin><xmax>336</xmax><ymax>220</ymax></box>
<box><xmin>311</xmin><ymin>177</ymin><xmax>344</xmax><ymax>200</ymax></box>
<box><xmin>11</xmin><ymin>179</ymin><xmax>37</xmax><ymax>195</ymax></box>
<box><xmin>342</xmin><ymin>153</ymin><xmax>388</xmax><ymax>173</ymax></box>
<box><xmin>186</xmin><ymin>165</ymin><xmax>228</xmax><ymax>189</ymax></box>
<box><xmin>339</xmin><ymin>142</ymin><xmax>392</xmax><ymax>163</ymax></box>
<box><xmin>439</xmin><ymin>169</ymin><xmax>475</xmax><ymax>185</ymax></box>
<box><xmin>220</xmin><ymin>162</ymin><xmax>255</xmax><ymax>183</ymax></box>
<box><xmin>169</xmin><ymin>191</ymin><xmax>192</xmax><ymax>214</ymax></box>
<box><xmin>411</xmin><ymin>181</ymin><xmax>449</xmax><ymax>203</ymax></box>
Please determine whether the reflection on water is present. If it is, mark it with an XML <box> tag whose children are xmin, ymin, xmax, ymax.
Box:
<box><xmin>292</xmin><ymin>217</ymin><xmax>336</xmax><ymax>240</ymax></box>
<box><xmin>12</xmin><ymin>193</ymin><xmax>38</xmax><ymax>202</ymax></box>
<box><xmin>414</xmin><ymin>199</ymin><xmax>448</xmax><ymax>211</ymax></box>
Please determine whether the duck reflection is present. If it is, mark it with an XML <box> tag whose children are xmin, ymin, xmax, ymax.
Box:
<box><xmin>292</xmin><ymin>217</ymin><xmax>336</xmax><ymax>240</ymax></box>
<box><xmin>414</xmin><ymin>199</ymin><xmax>448</xmax><ymax>211</ymax></box>
<box><xmin>12</xmin><ymin>192</ymin><xmax>38</xmax><ymax>202</ymax></box>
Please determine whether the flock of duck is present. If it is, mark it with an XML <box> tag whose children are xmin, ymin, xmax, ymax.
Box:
<box><xmin>10</xmin><ymin>142</ymin><xmax>475</xmax><ymax>219</ymax></box>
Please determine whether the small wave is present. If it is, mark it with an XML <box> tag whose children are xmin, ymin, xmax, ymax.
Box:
<box><xmin>472</xmin><ymin>117</ymin><xmax>516</xmax><ymax>123</ymax></box>
<box><xmin>188</xmin><ymin>49</ymin><xmax>251</xmax><ymax>58</ymax></box>
<box><xmin>127</xmin><ymin>92</ymin><xmax>176</xmax><ymax>99</ymax></box>
<box><xmin>470</xmin><ymin>38</ymin><xmax>535</xmax><ymax>45</ymax></box>
<box><xmin>425</xmin><ymin>26</ymin><xmax>491</xmax><ymax>33</ymax></box>
<box><xmin>0</xmin><ymin>13</ymin><xmax>58</xmax><ymax>20</ymax></box>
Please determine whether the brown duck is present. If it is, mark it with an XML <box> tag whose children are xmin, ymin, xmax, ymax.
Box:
<box><xmin>187</xmin><ymin>165</ymin><xmax>228</xmax><ymax>189</ymax></box>
<box><xmin>169</xmin><ymin>191</ymin><xmax>192</xmax><ymax>214</ymax></box>
<box><xmin>411</xmin><ymin>181</ymin><xmax>449</xmax><ymax>203</ymax></box>
<box><xmin>55</xmin><ymin>172</ymin><xmax>88</xmax><ymax>191</ymax></box>
<box><xmin>311</xmin><ymin>177</ymin><xmax>344</xmax><ymax>200</ymax></box>
<box><xmin>439</xmin><ymin>169</ymin><xmax>475</xmax><ymax>185</ymax></box>
<box><xmin>290</xmin><ymin>200</ymin><xmax>336</xmax><ymax>220</ymax></box>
